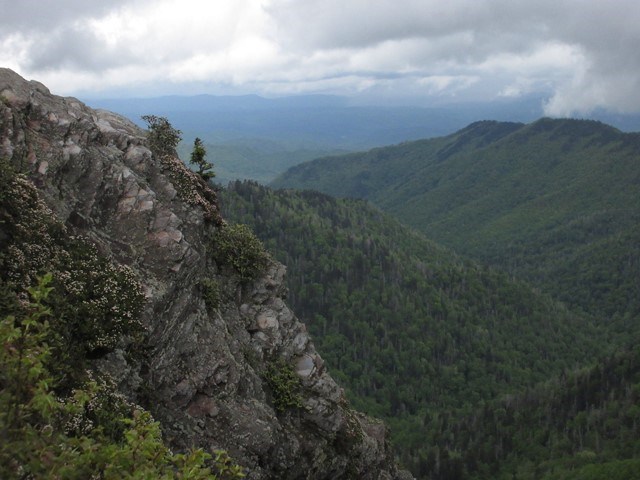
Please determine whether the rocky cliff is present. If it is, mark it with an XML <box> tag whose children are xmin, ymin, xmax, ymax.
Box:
<box><xmin>0</xmin><ymin>68</ymin><xmax>412</xmax><ymax>479</ymax></box>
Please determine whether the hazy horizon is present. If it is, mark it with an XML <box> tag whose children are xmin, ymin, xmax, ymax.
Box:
<box><xmin>3</xmin><ymin>1</ymin><xmax>640</xmax><ymax>119</ymax></box>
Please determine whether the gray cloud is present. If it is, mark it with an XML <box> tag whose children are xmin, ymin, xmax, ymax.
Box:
<box><xmin>0</xmin><ymin>0</ymin><xmax>142</xmax><ymax>73</ymax></box>
<box><xmin>25</xmin><ymin>25</ymin><xmax>137</xmax><ymax>72</ymax></box>
<box><xmin>268</xmin><ymin>1</ymin><xmax>547</xmax><ymax>56</ymax></box>
<box><xmin>267</xmin><ymin>0</ymin><xmax>640</xmax><ymax>114</ymax></box>
<box><xmin>2</xmin><ymin>0</ymin><xmax>640</xmax><ymax>115</ymax></box>
<box><xmin>0</xmin><ymin>0</ymin><xmax>131</xmax><ymax>34</ymax></box>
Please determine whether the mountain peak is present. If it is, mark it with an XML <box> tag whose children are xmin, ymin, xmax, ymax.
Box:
<box><xmin>0</xmin><ymin>69</ymin><xmax>411</xmax><ymax>479</ymax></box>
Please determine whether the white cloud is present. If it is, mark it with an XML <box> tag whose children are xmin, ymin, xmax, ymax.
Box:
<box><xmin>2</xmin><ymin>0</ymin><xmax>640</xmax><ymax>114</ymax></box>
<box><xmin>417</xmin><ymin>75</ymin><xmax>479</xmax><ymax>95</ymax></box>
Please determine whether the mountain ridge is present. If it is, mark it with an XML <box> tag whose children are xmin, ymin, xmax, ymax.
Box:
<box><xmin>272</xmin><ymin>117</ymin><xmax>640</xmax><ymax>322</ymax></box>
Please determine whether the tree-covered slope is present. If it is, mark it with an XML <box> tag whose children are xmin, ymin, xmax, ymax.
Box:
<box><xmin>220</xmin><ymin>181</ymin><xmax>608</xmax><ymax>471</ymax></box>
<box><xmin>271</xmin><ymin>118</ymin><xmax>640</xmax><ymax>322</ymax></box>
<box><xmin>421</xmin><ymin>345</ymin><xmax>640</xmax><ymax>480</ymax></box>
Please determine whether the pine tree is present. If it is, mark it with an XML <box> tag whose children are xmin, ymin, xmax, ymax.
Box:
<box><xmin>190</xmin><ymin>137</ymin><xmax>215</xmax><ymax>181</ymax></box>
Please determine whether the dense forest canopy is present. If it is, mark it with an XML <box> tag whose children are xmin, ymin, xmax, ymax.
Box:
<box><xmin>219</xmin><ymin>180</ymin><xmax>637</xmax><ymax>476</ymax></box>
<box><xmin>272</xmin><ymin>118</ymin><xmax>640</xmax><ymax>326</ymax></box>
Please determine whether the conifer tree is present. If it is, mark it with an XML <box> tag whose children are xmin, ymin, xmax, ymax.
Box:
<box><xmin>190</xmin><ymin>137</ymin><xmax>215</xmax><ymax>181</ymax></box>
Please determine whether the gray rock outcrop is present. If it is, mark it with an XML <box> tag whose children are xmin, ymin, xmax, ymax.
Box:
<box><xmin>0</xmin><ymin>68</ymin><xmax>413</xmax><ymax>480</ymax></box>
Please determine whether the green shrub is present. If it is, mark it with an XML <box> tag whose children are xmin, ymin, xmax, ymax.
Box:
<box><xmin>0</xmin><ymin>157</ymin><xmax>15</xmax><ymax>204</ymax></box>
<box><xmin>201</xmin><ymin>277</ymin><xmax>222</xmax><ymax>311</ymax></box>
<box><xmin>264</xmin><ymin>360</ymin><xmax>304</xmax><ymax>413</ymax></box>
<box><xmin>0</xmin><ymin>275</ymin><xmax>245</xmax><ymax>479</ymax></box>
<box><xmin>142</xmin><ymin>114</ymin><xmax>182</xmax><ymax>158</ymax></box>
<box><xmin>212</xmin><ymin>224</ymin><xmax>270</xmax><ymax>282</ymax></box>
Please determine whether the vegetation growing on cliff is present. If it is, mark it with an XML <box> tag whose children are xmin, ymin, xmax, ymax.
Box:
<box><xmin>143</xmin><ymin>115</ymin><xmax>222</xmax><ymax>223</ymax></box>
<box><xmin>264</xmin><ymin>360</ymin><xmax>304</xmax><ymax>413</ymax></box>
<box><xmin>212</xmin><ymin>223</ymin><xmax>271</xmax><ymax>282</ymax></box>
<box><xmin>0</xmin><ymin>162</ymin><xmax>145</xmax><ymax>388</ymax></box>
<box><xmin>0</xmin><ymin>161</ymin><xmax>243</xmax><ymax>479</ymax></box>
<box><xmin>142</xmin><ymin>114</ymin><xmax>182</xmax><ymax>158</ymax></box>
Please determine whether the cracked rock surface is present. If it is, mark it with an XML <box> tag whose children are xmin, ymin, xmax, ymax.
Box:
<box><xmin>0</xmin><ymin>68</ymin><xmax>413</xmax><ymax>480</ymax></box>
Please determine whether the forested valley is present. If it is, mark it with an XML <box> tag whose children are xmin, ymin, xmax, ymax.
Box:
<box><xmin>219</xmin><ymin>180</ymin><xmax>639</xmax><ymax>478</ymax></box>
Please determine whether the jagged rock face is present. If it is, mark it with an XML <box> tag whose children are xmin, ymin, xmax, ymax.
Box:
<box><xmin>0</xmin><ymin>68</ymin><xmax>412</xmax><ymax>480</ymax></box>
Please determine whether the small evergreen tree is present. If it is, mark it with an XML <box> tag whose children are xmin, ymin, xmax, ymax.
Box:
<box><xmin>190</xmin><ymin>137</ymin><xmax>215</xmax><ymax>181</ymax></box>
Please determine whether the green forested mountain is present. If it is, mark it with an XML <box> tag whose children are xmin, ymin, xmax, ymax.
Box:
<box><xmin>422</xmin><ymin>345</ymin><xmax>640</xmax><ymax>480</ymax></box>
<box><xmin>271</xmin><ymin>118</ymin><xmax>640</xmax><ymax>323</ymax></box>
<box><xmin>220</xmin><ymin>181</ymin><xmax>611</xmax><ymax>474</ymax></box>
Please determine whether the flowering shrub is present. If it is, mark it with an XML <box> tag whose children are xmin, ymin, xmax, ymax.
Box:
<box><xmin>0</xmin><ymin>276</ymin><xmax>245</xmax><ymax>479</ymax></box>
<box><xmin>52</xmin><ymin>239</ymin><xmax>145</xmax><ymax>352</ymax></box>
<box><xmin>0</xmin><ymin>170</ymin><xmax>69</xmax><ymax>292</ymax></box>
<box><xmin>0</xmin><ymin>164</ymin><xmax>145</xmax><ymax>390</ymax></box>
<box><xmin>161</xmin><ymin>153</ymin><xmax>222</xmax><ymax>224</ymax></box>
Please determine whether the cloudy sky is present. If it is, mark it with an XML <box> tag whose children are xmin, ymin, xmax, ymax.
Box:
<box><xmin>1</xmin><ymin>0</ymin><xmax>639</xmax><ymax>115</ymax></box>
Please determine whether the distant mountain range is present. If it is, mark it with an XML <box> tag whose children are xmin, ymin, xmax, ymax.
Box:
<box><xmin>86</xmin><ymin>94</ymin><xmax>640</xmax><ymax>184</ymax></box>
<box><xmin>272</xmin><ymin>118</ymin><xmax>640</xmax><ymax>324</ymax></box>
<box><xmin>87</xmin><ymin>93</ymin><xmax>546</xmax><ymax>149</ymax></box>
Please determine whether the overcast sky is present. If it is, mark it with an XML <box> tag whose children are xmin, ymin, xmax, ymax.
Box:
<box><xmin>1</xmin><ymin>0</ymin><xmax>639</xmax><ymax>115</ymax></box>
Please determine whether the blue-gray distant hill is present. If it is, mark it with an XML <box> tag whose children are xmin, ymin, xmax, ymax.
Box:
<box><xmin>87</xmin><ymin>94</ymin><xmax>640</xmax><ymax>184</ymax></box>
<box><xmin>87</xmin><ymin>93</ymin><xmax>548</xmax><ymax>149</ymax></box>
<box><xmin>272</xmin><ymin>118</ymin><xmax>640</xmax><ymax>323</ymax></box>
<box><xmin>86</xmin><ymin>94</ymin><xmax>557</xmax><ymax>184</ymax></box>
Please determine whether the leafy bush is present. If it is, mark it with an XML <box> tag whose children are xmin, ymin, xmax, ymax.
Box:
<box><xmin>201</xmin><ymin>277</ymin><xmax>222</xmax><ymax>311</ymax></box>
<box><xmin>0</xmin><ymin>275</ymin><xmax>245</xmax><ymax>479</ymax></box>
<box><xmin>142</xmin><ymin>114</ymin><xmax>182</xmax><ymax>158</ymax></box>
<box><xmin>212</xmin><ymin>224</ymin><xmax>270</xmax><ymax>282</ymax></box>
<box><xmin>0</xmin><ymin>157</ymin><xmax>15</xmax><ymax>204</ymax></box>
<box><xmin>264</xmin><ymin>360</ymin><xmax>304</xmax><ymax>413</ymax></box>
